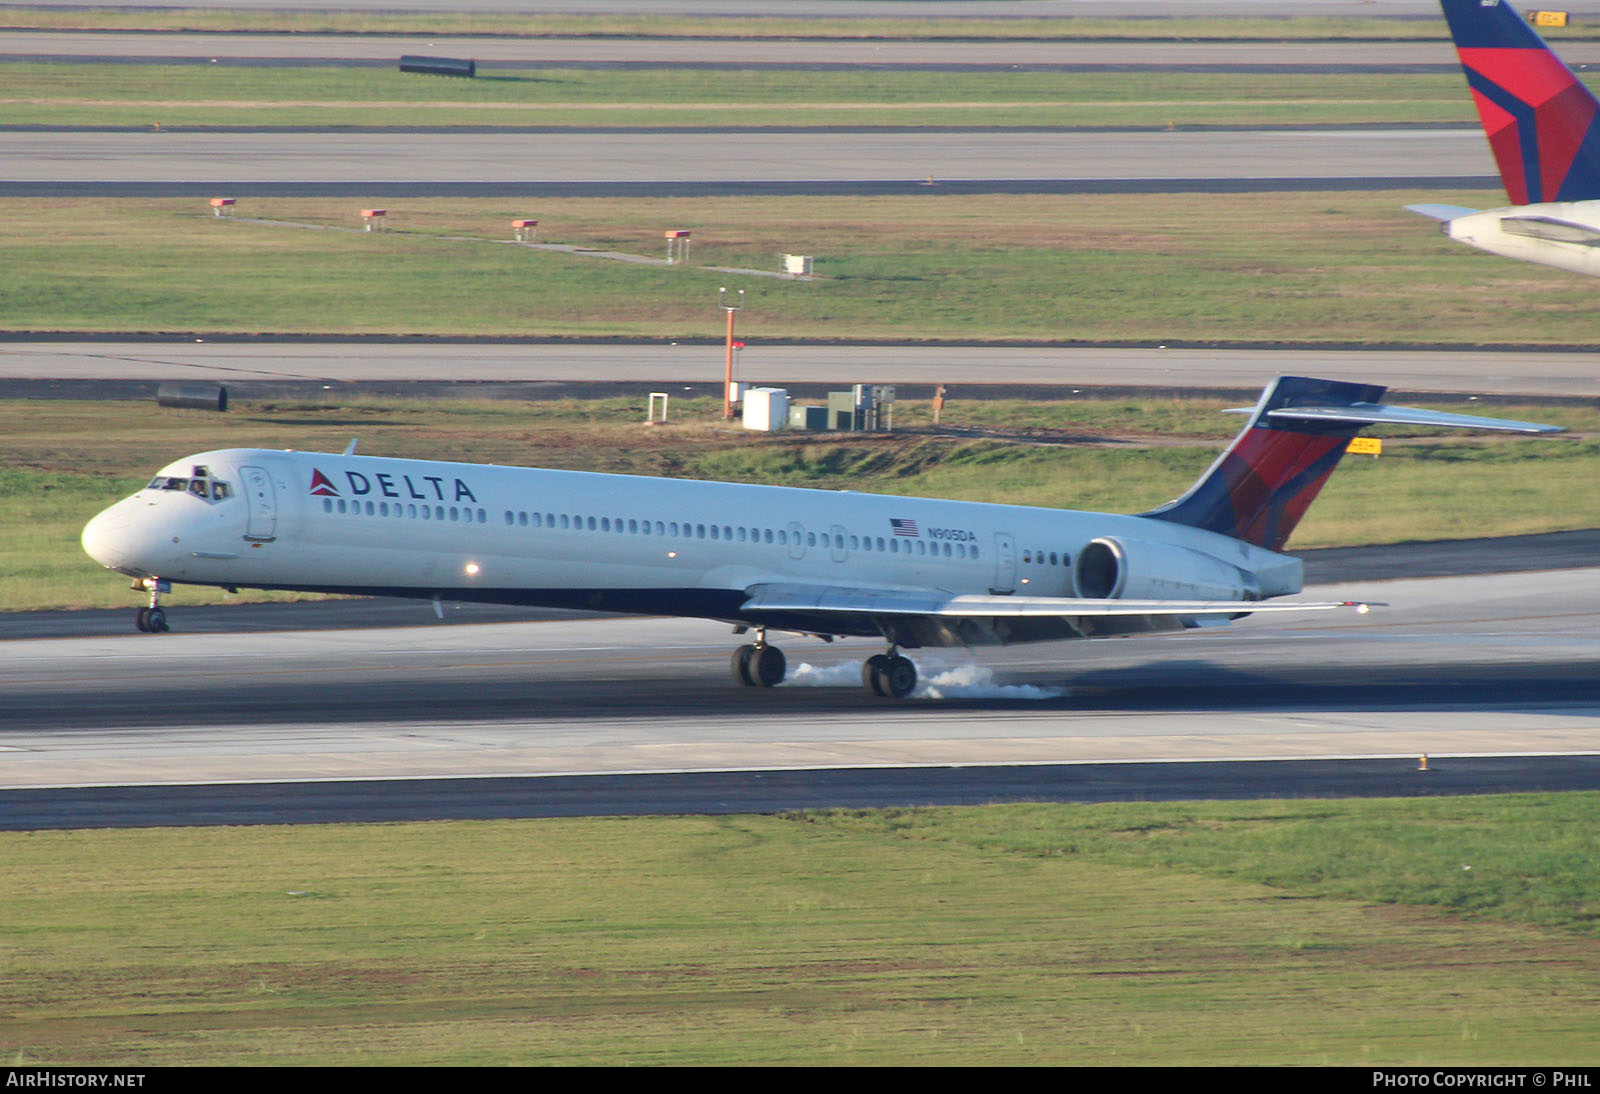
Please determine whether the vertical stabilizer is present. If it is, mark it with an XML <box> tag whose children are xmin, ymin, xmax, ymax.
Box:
<box><xmin>1141</xmin><ymin>377</ymin><xmax>1383</xmax><ymax>552</ymax></box>
<box><xmin>1441</xmin><ymin>0</ymin><xmax>1600</xmax><ymax>203</ymax></box>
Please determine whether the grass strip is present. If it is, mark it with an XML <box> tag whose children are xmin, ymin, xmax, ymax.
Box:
<box><xmin>0</xmin><ymin>63</ymin><xmax>1486</xmax><ymax>128</ymax></box>
<box><xmin>7</xmin><ymin>194</ymin><xmax>1600</xmax><ymax>345</ymax></box>
<box><xmin>2</xmin><ymin>796</ymin><xmax>1598</xmax><ymax>1064</ymax></box>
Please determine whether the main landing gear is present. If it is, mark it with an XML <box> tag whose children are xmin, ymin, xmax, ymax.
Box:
<box><xmin>732</xmin><ymin>630</ymin><xmax>787</xmax><ymax>688</ymax></box>
<box><xmin>729</xmin><ymin>629</ymin><xmax>919</xmax><ymax>700</ymax></box>
<box><xmin>863</xmin><ymin>650</ymin><xmax>917</xmax><ymax>699</ymax></box>
<box><xmin>132</xmin><ymin>577</ymin><xmax>170</xmax><ymax>633</ymax></box>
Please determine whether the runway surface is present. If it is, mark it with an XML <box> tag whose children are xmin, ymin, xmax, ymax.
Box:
<box><xmin>6</xmin><ymin>341</ymin><xmax>1598</xmax><ymax>398</ymax></box>
<box><xmin>3</xmin><ymin>567</ymin><xmax>1597</xmax><ymax>827</ymax></box>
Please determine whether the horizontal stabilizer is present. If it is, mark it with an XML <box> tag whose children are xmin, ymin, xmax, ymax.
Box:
<box><xmin>741</xmin><ymin>582</ymin><xmax>1368</xmax><ymax>620</ymax></box>
<box><xmin>1498</xmin><ymin>215</ymin><xmax>1600</xmax><ymax>246</ymax></box>
<box><xmin>1405</xmin><ymin>203</ymin><xmax>1479</xmax><ymax>221</ymax></box>
<box><xmin>1264</xmin><ymin>403</ymin><xmax>1564</xmax><ymax>434</ymax></box>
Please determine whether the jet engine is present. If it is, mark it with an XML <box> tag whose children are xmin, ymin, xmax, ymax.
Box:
<box><xmin>1072</xmin><ymin>536</ymin><xmax>1261</xmax><ymax>602</ymax></box>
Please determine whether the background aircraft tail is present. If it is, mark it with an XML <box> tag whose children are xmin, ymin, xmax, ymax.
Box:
<box><xmin>1141</xmin><ymin>375</ymin><xmax>1562</xmax><ymax>552</ymax></box>
<box><xmin>1441</xmin><ymin>0</ymin><xmax>1600</xmax><ymax>204</ymax></box>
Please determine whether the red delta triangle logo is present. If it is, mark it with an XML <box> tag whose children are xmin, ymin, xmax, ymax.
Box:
<box><xmin>309</xmin><ymin>469</ymin><xmax>340</xmax><ymax>497</ymax></box>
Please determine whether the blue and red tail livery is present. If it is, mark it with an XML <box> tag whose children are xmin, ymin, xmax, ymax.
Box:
<box><xmin>1441</xmin><ymin>0</ymin><xmax>1600</xmax><ymax>204</ymax></box>
<box><xmin>1141</xmin><ymin>377</ymin><xmax>1382</xmax><ymax>552</ymax></box>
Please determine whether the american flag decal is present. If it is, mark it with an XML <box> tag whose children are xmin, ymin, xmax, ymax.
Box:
<box><xmin>890</xmin><ymin>518</ymin><xmax>919</xmax><ymax>537</ymax></box>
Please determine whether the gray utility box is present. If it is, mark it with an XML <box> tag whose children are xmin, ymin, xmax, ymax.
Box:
<box><xmin>788</xmin><ymin>405</ymin><xmax>829</xmax><ymax>430</ymax></box>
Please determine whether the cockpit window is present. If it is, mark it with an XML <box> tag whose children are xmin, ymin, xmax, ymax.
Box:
<box><xmin>146</xmin><ymin>474</ymin><xmax>232</xmax><ymax>503</ymax></box>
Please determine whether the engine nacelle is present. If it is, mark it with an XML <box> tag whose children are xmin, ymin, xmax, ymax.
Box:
<box><xmin>1072</xmin><ymin>536</ymin><xmax>1261</xmax><ymax>602</ymax></box>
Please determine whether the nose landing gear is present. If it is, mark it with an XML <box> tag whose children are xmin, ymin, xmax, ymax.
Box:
<box><xmin>132</xmin><ymin>578</ymin><xmax>170</xmax><ymax>633</ymax></box>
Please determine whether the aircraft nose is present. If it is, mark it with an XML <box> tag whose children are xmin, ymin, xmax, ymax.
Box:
<box><xmin>81</xmin><ymin>505</ymin><xmax>132</xmax><ymax>570</ymax></box>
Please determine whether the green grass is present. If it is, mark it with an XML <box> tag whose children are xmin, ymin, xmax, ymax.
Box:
<box><xmin>0</xmin><ymin>62</ymin><xmax>1486</xmax><ymax>128</ymax></box>
<box><xmin>15</xmin><ymin>393</ymin><xmax>1597</xmax><ymax>611</ymax></box>
<box><xmin>3</xmin><ymin>796</ymin><xmax>1598</xmax><ymax>1065</ymax></box>
<box><xmin>10</xmin><ymin>193</ymin><xmax>1600</xmax><ymax>345</ymax></box>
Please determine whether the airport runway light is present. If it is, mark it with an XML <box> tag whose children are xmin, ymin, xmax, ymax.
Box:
<box><xmin>719</xmin><ymin>287</ymin><xmax>744</xmax><ymax>420</ymax></box>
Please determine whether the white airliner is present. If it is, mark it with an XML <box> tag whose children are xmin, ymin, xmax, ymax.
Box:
<box><xmin>81</xmin><ymin>375</ymin><xmax>1559</xmax><ymax>698</ymax></box>
<box><xmin>1407</xmin><ymin>0</ymin><xmax>1600</xmax><ymax>276</ymax></box>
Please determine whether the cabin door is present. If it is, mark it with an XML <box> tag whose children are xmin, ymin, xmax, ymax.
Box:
<box><xmin>786</xmin><ymin>521</ymin><xmax>806</xmax><ymax>560</ymax></box>
<box><xmin>829</xmin><ymin>524</ymin><xmax>848</xmax><ymax>563</ymax></box>
<box><xmin>240</xmin><ymin>465</ymin><xmax>278</xmax><ymax>542</ymax></box>
<box><xmin>990</xmin><ymin>532</ymin><xmax>1017</xmax><ymax>594</ymax></box>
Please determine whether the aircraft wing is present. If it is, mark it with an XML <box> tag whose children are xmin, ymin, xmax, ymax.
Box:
<box><xmin>740</xmin><ymin>582</ymin><xmax>1367</xmax><ymax>620</ymax></box>
<box><xmin>1496</xmin><ymin>214</ymin><xmax>1600</xmax><ymax>246</ymax></box>
<box><xmin>1404</xmin><ymin>203</ymin><xmax>1479</xmax><ymax>221</ymax></box>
